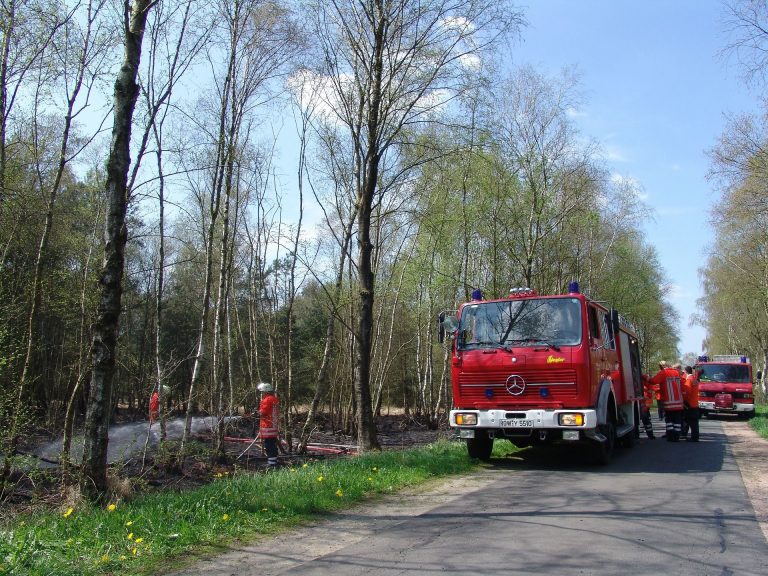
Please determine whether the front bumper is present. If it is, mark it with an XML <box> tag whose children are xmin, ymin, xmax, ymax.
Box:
<box><xmin>450</xmin><ymin>408</ymin><xmax>598</xmax><ymax>433</ymax></box>
<box><xmin>698</xmin><ymin>401</ymin><xmax>754</xmax><ymax>413</ymax></box>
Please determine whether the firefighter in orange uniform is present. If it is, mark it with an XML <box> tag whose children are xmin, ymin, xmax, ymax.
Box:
<box><xmin>653</xmin><ymin>379</ymin><xmax>663</xmax><ymax>420</ymax></box>
<box><xmin>681</xmin><ymin>365</ymin><xmax>700</xmax><ymax>442</ymax></box>
<box><xmin>257</xmin><ymin>382</ymin><xmax>280</xmax><ymax>467</ymax></box>
<box><xmin>649</xmin><ymin>360</ymin><xmax>684</xmax><ymax>441</ymax></box>
<box><xmin>149</xmin><ymin>390</ymin><xmax>160</xmax><ymax>424</ymax></box>
<box><xmin>641</xmin><ymin>374</ymin><xmax>656</xmax><ymax>439</ymax></box>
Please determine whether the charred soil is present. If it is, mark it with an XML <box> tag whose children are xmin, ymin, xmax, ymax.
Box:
<box><xmin>1</xmin><ymin>413</ymin><xmax>447</xmax><ymax>520</ymax></box>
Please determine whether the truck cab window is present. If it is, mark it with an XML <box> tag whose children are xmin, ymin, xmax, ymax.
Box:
<box><xmin>601</xmin><ymin>312</ymin><xmax>615</xmax><ymax>350</ymax></box>
<box><xmin>588</xmin><ymin>306</ymin><xmax>600</xmax><ymax>339</ymax></box>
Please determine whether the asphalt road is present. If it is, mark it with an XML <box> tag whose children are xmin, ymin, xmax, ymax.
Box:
<box><xmin>170</xmin><ymin>417</ymin><xmax>768</xmax><ymax>576</ymax></box>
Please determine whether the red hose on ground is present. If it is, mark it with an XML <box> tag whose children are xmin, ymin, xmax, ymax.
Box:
<box><xmin>224</xmin><ymin>437</ymin><xmax>357</xmax><ymax>454</ymax></box>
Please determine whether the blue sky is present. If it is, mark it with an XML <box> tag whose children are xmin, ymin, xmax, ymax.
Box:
<box><xmin>508</xmin><ymin>0</ymin><xmax>762</xmax><ymax>355</ymax></box>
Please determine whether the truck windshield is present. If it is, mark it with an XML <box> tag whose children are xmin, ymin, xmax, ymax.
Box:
<box><xmin>457</xmin><ymin>298</ymin><xmax>581</xmax><ymax>349</ymax></box>
<box><xmin>697</xmin><ymin>364</ymin><xmax>751</xmax><ymax>383</ymax></box>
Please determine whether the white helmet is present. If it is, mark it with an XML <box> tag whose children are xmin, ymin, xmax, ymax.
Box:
<box><xmin>257</xmin><ymin>382</ymin><xmax>273</xmax><ymax>393</ymax></box>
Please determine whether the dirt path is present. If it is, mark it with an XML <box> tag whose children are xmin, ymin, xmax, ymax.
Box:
<box><xmin>724</xmin><ymin>421</ymin><xmax>768</xmax><ymax>543</ymax></box>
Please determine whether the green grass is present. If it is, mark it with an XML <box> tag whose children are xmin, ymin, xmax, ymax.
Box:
<box><xmin>749</xmin><ymin>402</ymin><xmax>768</xmax><ymax>440</ymax></box>
<box><xmin>0</xmin><ymin>440</ymin><xmax>481</xmax><ymax>575</ymax></box>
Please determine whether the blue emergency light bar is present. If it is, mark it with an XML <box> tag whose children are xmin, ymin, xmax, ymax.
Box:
<box><xmin>697</xmin><ymin>355</ymin><xmax>749</xmax><ymax>363</ymax></box>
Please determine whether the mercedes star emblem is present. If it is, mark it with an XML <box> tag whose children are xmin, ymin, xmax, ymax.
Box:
<box><xmin>505</xmin><ymin>374</ymin><xmax>526</xmax><ymax>396</ymax></box>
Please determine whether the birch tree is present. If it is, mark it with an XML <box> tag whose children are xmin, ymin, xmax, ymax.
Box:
<box><xmin>1</xmin><ymin>0</ymin><xmax>112</xmax><ymax>489</ymax></box>
<box><xmin>304</xmin><ymin>0</ymin><xmax>522</xmax><ymax>451</ymax></box>
<box><xmin>179</xmin><ymin>0</ymin><xmax>301</xmax><ymax>460</ymax></box>
<box><xmin>80</xmin><ymin>0</ymin><xmax>155</xmax><ymax>502</ymax></box>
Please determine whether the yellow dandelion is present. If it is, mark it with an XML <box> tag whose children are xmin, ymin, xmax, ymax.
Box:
<box><xmin>127</xmin><ymin>532</ymin><xmax>134</xmax><ymax>540</ymax></box>
<box><xmin>134</xmin><ymin>537</ymin><xmax>144</xmax><ymax>544</ymax></box>
<box><xmin>368</xmin><ymin>477</ymin><xmax>373</xmax><ymax>481</ymax></box>
<box><xmin>222</xmin><ymin>514</ymin><xmax>230</xmax><ymax>521</ymax></box>
<box><xmin>63</xmin><ymin>507</ymin><xmax>74</xmax><ymax>518</ymax></box>
<box><xmin>132</xmin><ymin>547</ymin><xmax>138</xmax><ymax>555</ymax></box>
<box><xmin>371</xmin><ymin>467</ymin><xmax>378</xmax><ymax>472</ymax></box>
<box><xmin>107</xmin><ymin>503</ymin><xmax>117</xmax><ymax>512</ymax></box>
<box><xmin>125</xmin><ymin>520</ymin><xmax>133</xmax><ymax>527</ymax></box>
<box><xmin>302</xmin><ymin>463</ymin><xmax>308</xmax><ymax>468</ymax></box>
<box><xmin>101</xmin><ymin>554</ymin><xmax>109</xmax><ymax>563</ymax></box>
<box><xmin>317</xmin><ymin>475</ymin><xmax>324</xmax><ymax>482</ymax></box>
<box><xmin>335</xmin><ymin>489</ymin><xmax>343</xmax><ymax>497</ymax></box>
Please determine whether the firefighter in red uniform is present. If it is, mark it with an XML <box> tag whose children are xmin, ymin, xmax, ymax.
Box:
<box><xmin>653</xmin><ymin>379</ymin><xmax>663</xmax><ymax>420</ymax></box>
<box><xmin>640</xmin><ymin>374</ymin><xmax>656</xmax><ymax>439</ymax></box>
<box><xmin>149</xmin><ymin>391</ymin><xmax>160</xmax><ymax>424</ymax></box>
<box><xmin>681</xmin><ymin>366</ymin><xmax>700</xmax><ymax>442</ymax></box>
<box><xmin>650</xmin><ymin>360</ymin><xmax>684</xmax><ymax>441</ymax></box>
<box><xmin>257</xmin><ymin>382</ymin><xmax>280</xmax><ymax>467</ymax></box>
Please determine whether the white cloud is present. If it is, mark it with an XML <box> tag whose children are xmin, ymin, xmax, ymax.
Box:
<box><xmin>440</xmin><ymin>16</ymin><xmax>475</xmax><ymax>34</ymax></box>
<box><xmin>566</xmin><ymin>106</ymin><xmax>586</xmax><ymax>118</ymax></box>
<box><xmin>666</xmin><ymin>283</ymin><xmax>684</xmax><ymax>300</ymax></box>
<box><xmin>286</xmin><ymin>69</ymin><xmax>348</xmax><ymax>125</ymax></box>
<box><xmin>610</xmin><ymin>173</ymin><xmax>648</xmax><ymax>200</ymax></box>
<box><xmin>458</xmin><ymin>53</ymin><xmax>481</xmax><ymax>72</ymax></box>
<box><xmin>602</xmin><ymin>144</ymin><xmax>628</xmax><ymax>163</ymax></box>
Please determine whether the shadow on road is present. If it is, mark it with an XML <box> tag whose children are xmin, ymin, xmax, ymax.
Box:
<box><xmin>486</xmin><ymin>417</ymin><xmax>728</xmax><ymax>475</ymax></box>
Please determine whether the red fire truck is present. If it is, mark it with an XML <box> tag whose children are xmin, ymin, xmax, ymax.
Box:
<box><xmin>439</xmin><ymin>282</ymin><xmax>644</xmax><ymax>464</ymax></box>
<box><xmin>695</xmin><ymin>355</ymin><xmax>755</xmax><ymax>419</ymax></box>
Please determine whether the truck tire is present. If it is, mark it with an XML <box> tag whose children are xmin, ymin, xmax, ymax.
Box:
<box><xmin>592</xmin><ymin>420</ymin><xmax>615</xmax><ymax>465</ymax></box>
<box><xmin>619</xmin><ymin>404</ymin><xmax>640</xmax><ymax>449</ymax></box>
<box><xmin>466</xmin><ymin>432</ymin><xmax>493</xmax><ymax>461</ymax></box>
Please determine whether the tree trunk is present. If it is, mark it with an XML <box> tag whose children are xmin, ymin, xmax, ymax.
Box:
<box><xmin>80</xmin><ymin>0</ymin><xmax>153</xmax><ymax>502</ymax></box>
<box><xmin>298</xmin><ymin>216</ymin><xmax>355</xmax><ymax>452</ymax></box>
<box><xmin>355</xmin><ymin>192</ymin><xmax>380</xmax><ymax>451</ymax></box>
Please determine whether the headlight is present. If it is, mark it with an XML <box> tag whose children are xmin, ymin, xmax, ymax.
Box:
<box><xmin>455</xmin><ymin>413</ymin><xmax>477</xmax><ymax>426</ymax></box>
<box><xmin>559</xmin><ymin>413</ymin><xmax>584</xmax><ymax>426</ymax></box>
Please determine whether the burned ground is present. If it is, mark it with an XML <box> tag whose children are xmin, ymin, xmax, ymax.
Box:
<box><xmin>1</xmin><ymin>412</ymin><xmax>447</xmax><ymax>520</ymax></box>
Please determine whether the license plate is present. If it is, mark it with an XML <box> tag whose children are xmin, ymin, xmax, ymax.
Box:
<box><xmin>500</xmin><ymin>419</ymin><xmax>533</xmax><ymax>428</ymax></box>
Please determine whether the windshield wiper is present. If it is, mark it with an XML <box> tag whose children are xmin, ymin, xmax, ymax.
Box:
<box><xmin>502</xmin><ymin>338</ymin><xmax>560</xmax><ymax>352</ymax></box>
<box><xmin>501</xmin><ymin>338</ymin><xmax>537</xmax><ymax>351</ymax></box>
<box><xmin>532</xmin><ymin>339</ymin><xmax>561</xmax><ymax>351</ymax></box>
<box><xmin>461</xmin><ymin>339</ymin><xmax>502</xmax><ymax>350</ymax></box>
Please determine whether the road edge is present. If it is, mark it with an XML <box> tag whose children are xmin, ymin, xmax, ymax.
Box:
<box><xmin>723</xmin><ymin>421</ymin><xmax>768</xmax><ymax>544</ymax></box>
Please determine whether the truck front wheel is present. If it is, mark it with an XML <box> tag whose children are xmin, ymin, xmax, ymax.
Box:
<box><xmin>467</xmin><ymin>432</ymin><xmax>493</xmax><ymax>461</ymax></box>
<box><xmin>592</xmin><ymin>420</ymin><xmax>615</xmax><ymax>465</ymax></box>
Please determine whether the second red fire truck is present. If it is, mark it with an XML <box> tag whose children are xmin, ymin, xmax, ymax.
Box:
<box><xmin>439</xmin><ymin>282</ymin><xmax>644</xmax><ymax>464</ymax></box>
<box><xmin>695</xmin><ymin>355</ymin><xmax>755</xmax><ymax>419</ymax></box>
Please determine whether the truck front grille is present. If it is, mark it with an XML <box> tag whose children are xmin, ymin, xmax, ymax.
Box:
<box><xmin>458</xmin><ymin>368</ymin><xmax>578</xmax><ymax>401</ymax></box>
